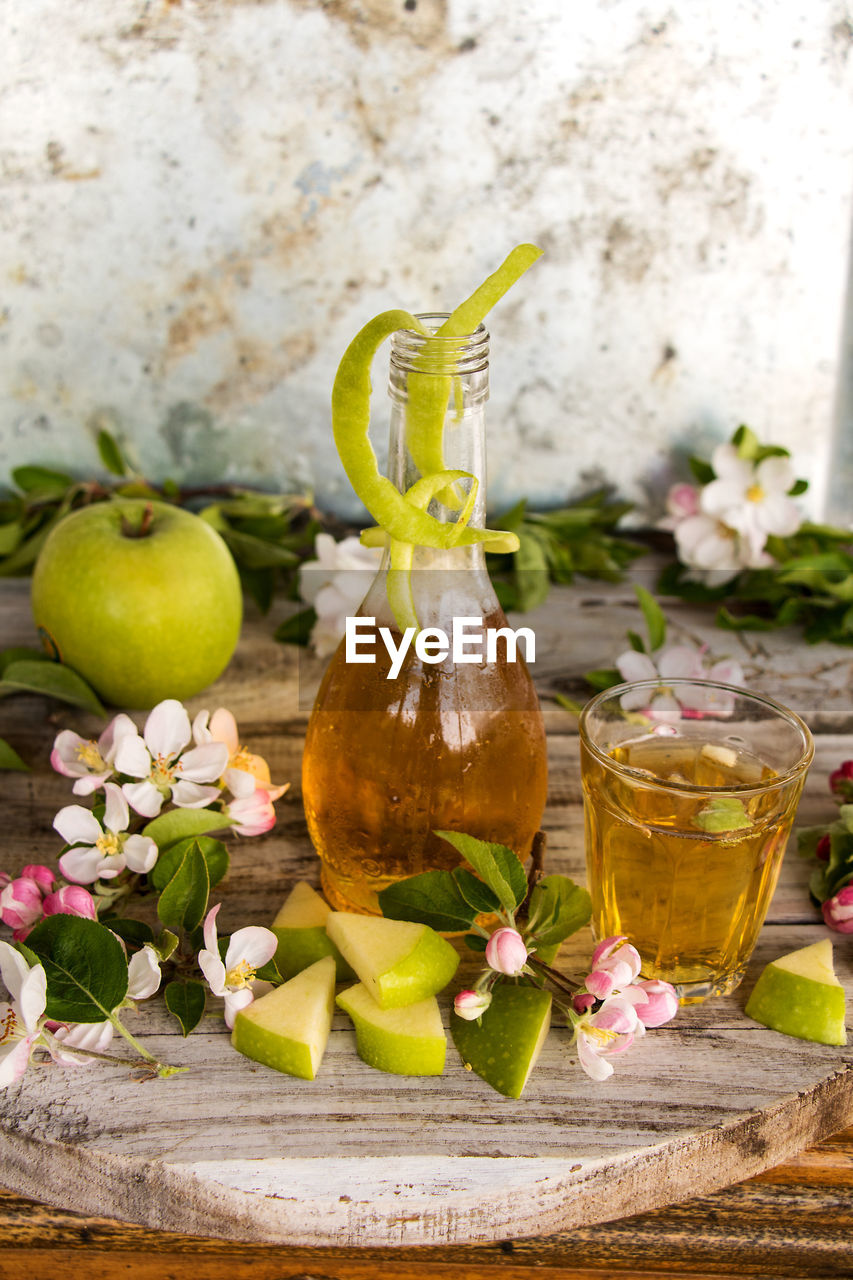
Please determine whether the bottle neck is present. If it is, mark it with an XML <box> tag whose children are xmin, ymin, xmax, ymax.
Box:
<box><xmin>386</xmin><ymin>316</ymin><xmax>490</xmax><ymax>572</ymax></box>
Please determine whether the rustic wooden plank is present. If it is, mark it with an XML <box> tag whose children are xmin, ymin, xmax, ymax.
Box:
<box><xmin>1</xmin><ymin>578</ymin><xmax>852</xmax><ymax>1252</ymax></box>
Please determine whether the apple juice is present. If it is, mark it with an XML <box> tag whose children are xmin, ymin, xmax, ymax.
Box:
<box><xmin>302</xmin><ymin>607</ymin><xmax>548</xmax><ymax>914</ymax></box>
<box><xmin>581</xmin><ymin>735</ymin><xmax>806</xmax><ymax>1000</ymax></box>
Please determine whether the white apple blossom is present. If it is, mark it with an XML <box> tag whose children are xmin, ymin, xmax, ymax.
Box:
<box><xmin>0</xmin><ymin>941</ymin><xmax>48</xmax><ymax>1087</ymax></box>
<box><xmin>113</xmin><ymin>699</ymin><xmax>229</xmax><ymax>818</ymax></box>
<box><xmin>573</xmin><ymin>993</ymin><xmax>641</xmax><ymax>1082</ymax></box>
<box><xmin>616</xmin><ymin>644</ymin><xmax>745</xmax><ymax>721</ymax></box>
<box><xmin>192</xmin><ymin>708</ymin><xmax>288</xmax><ymax>802</ymax></box>
<box><xmin>298</xmin><ymin>532</ymin><xmax>382</xmax><ymax>658</ymax></box>
<box><xmin>54</xmin><ymin>783</ymin><xmax>158</xmax><ymax>884</ymax></box>
<box><xmin>197</xmin><ymin>903</ymin><xmax>278</xmax><ymax>1028</ymax></box>
<box><xmin>700</xmin><ymin>443</ymin><xmax>801</xmax><ymax>563</ymax></box>
<box><xmin>50</xmin><ymin>713</ymin><xmax>137</xmax><ymax>796</ymax></box>
<box><xmin>47</xmin><ymin>1019</ymin><xmax>116</xmax><ymax>1068</ymax></box>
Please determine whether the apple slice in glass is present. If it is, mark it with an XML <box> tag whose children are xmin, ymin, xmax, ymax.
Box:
<box><xmin>326</xmin><ymin>912</ymin><xmax>459</xmax><ymax>1009</ymax></box>
<box><xmin>231</xmin><ymin>955</ymin><xmax>336</xmax><ymax>1079</ymax></box>
<box><xmin>745</xmin><ymin>938</ymin><xmax>847</xmax><ymax>1045</ymax></box>
<box><xmin>271</xmin><ymin>881</ymin><xmax>354</xmax><ymax>981</ymax></box>
<box><xmin>336</xmin><ymin>982</ymin><xmax>446</xmax><ymax>1075</ymax></box>
<box><xmin>451</xmin><ymin>983</ymin><xmax>552</xmax><ymax>1098</ymax></box>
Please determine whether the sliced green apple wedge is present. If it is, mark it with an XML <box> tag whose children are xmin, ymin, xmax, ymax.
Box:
<box><xmin>231</xmin><ymin>955</ymin><xmax>336</xmax><ymax>1079</ymax></box>
<box><xmin>745</xmin><ymin>939</ymin><xmax>847</xmax><ymax>1046</ymax></box>
<box><xmin>326</xmin><ymin>912</ymin><xmax>459</xmax><ymax>1009</ymax></box>
<box><xmin>451</xmin><ymin>983</ymin><xmax>552</xmax><ymax>1098</ymax></box>
<box><xmin>336</xmin><ymin>982</ymin><xmax>446</xmax><ymax>1075</ymax></box>
<box><xmin>271</xmin><ymin>881</ymin><xmax>354</xmax><ymax>981</ymax></box>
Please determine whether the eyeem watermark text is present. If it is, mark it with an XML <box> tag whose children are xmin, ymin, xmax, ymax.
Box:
<box><xmin>345</xmin><ymin>615</ymin><xmax>536</xmax><ymax>680</ymax></box>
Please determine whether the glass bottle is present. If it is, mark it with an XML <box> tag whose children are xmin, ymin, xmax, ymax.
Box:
<box><xmin>302</xmin><ymin>316</ymin><xmax>548</xmax><ymax>914</ymax></box>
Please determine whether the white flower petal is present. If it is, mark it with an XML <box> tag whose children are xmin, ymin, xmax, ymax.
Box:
<box><xmin>0</xmin><ymin>1034</ymin><xmax>35</xmax><ymax>1087</ymax></box>
<box><xmin>198</xmin><ymin>948</ymin><xmax>227</xmax><ymax>997</ymax></box>
<box><xmin>100</xmin><ymin>712</ymin><xmax>139</xmax><ymax>759</ymax></box>
<box><xmin>113</xmin><ymin>732</ymin><xmax>153</xmax><ymax>780</ymax></box>
<box><xmin>576</xmin><ymin>1033</ymin><xmax>614</xmax><ymax>1081</ymax></box>
<box><xmin>224</xmin><ymin>925</ymin><xmax>278</xmax><ymax>972</ymax></box>
<box><xmin>756</xmin><ymin>492</ymin><xmax>801</xmax><ymax>537</ymax></box>
<box><xmin>224</xmin><ymin>767</ymin><xmax>256</xmax><ymax>799</ymax></box>
<box><xmin>616</xmin><ymin>651</ymin><xmax>657</xmax><ymax>683</ymax></box>
<box><xmin>127</xmin><ymin>947</ymin><xmax>161</xmax><ymax>1000</ymax></box>
<box><xmin>71</xmin><ymin>774</ymin><xmax>110</xmax><ymax>796</ymax></box>
<box><xmin>176</xmin><ymin>742</ymin><xmax>229</xmax><ymax>783</ymax></box>
<box><xmin>203</xmin><ymin>904</ymin><xmax>221</xmax><ymax>953</ymax></box>
<box><xmin>170</xmin><ymin>781</ymin><xmax>222</xmax><ymax>809</ymax></box>
<box><xmin>122</xmin><ymin>780</ymin><xmax>165</xmax><ymax>818</ymax></box>
<box><xmin>755</xmin><ymin>453</ymin><xmax>795</xmax><ymax>495</ymax></box>
<box><xmin>223</xmin><ymin>987</ymin><xmax>254</xmax><ymax>1029</ymax></box>
<box><xmin>18</xmin><ymin>964</ymin><xmax>47</xmax><ymax>1034</ymax></box>
<box><xmin>0</xmin><ymin>941</ymin><xmax>30</xmax><ymax>1003</ymax></box>
<box><xmin>103</xmin><ymin>782</ymin><xmax>129</xmax><ymax>836</ymax></box>
<box><xmin>53</xmin><ymin>804</ymin><xmax>102</xmax><ymax>848</ymax></box>
<box><xmin>143</xmin><ymin>699</ymin><xmax>191</xmax><ymax>760</ymax></box>
<box><xmin>656</xmin><ymin>646</ymin><xmax>704</xmax><ymax>680</ymax></box>
<box><xmin>58</xmin><ymin>845</ymin><xmax>108</xmax><ymax>885</ymax></box>
<box><xmin>191</xmin><ymin>709</ymin><xmax>212</xmax><ymax>746</ymax></box>
<box><xmin>209</xmin><ymin>709</ymin><xmax>239</xmax><ymax>755</ymax></box>
<box><xmin>122</xmin><ymin>835</ymin><xmax>159</xmax><ymax>875</ymax></box>
<box><xmin>710</xmin><ymin>443</ymin><xmax>750</xmax><ymax>482</ymax></box>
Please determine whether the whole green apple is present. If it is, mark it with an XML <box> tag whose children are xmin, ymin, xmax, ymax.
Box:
<box><xmin>31</xmin><ymin>498</ymin><xmax>242</xmax><ymax>709</ymax></box>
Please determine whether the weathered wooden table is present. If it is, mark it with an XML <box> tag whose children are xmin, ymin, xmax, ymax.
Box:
<box><xmin>1</xmin><ymin>570</ymin><xmax>852</xmax><ymax>1278</ymax></box>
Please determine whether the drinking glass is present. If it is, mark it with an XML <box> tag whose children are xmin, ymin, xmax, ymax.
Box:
<box><xmin>578</xmin><ymin>678</ymin><xmax>814</xmax><ymax>1002</ymax></box>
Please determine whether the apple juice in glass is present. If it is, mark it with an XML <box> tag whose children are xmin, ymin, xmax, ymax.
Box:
<box><xmin>302</xmin><ymin>316</ymin><xmax>548</xmax><ymax>915</ymax></box>
<box><xmin>579</xmin><ymin>679</ymin><xmax>813</xmax><ymax>1002</ymax></box>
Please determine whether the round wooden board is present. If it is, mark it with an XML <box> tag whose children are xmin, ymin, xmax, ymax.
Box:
<box><xmin>1</xmin><ymin>578</ymin><xmax>852</xmax><ymax>1246</ymax></box>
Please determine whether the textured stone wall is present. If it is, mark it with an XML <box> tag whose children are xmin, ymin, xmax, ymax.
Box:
<box><xmin>2</xmin><ymin>0</ymin><xmax>852</xmax><ymax>521</ymax></box>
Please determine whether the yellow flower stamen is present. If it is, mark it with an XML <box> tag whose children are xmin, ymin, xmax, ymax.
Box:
<box><xmin>583</xmin><ymin>1023</ymin><xmax>621</xmax><ymax>1048</ymax></box>
<box><xmin>95</xmin><ymin>832</ymin><xmax>122</xmax><ymax>858</ymax></box>
<box><xmin>746</xmin><ymin>482</ymin><xmax>764</xmax><ymax>503</ymax></box>
<box><xmin>0</xmin><ymin>1009</ymin><xmax>19</xmax><ymax>1044</ymax></box>
<box><xmin>225</xmin><ymin>959</ymin><xmax>256</xmax><ymax>989</ymax></box>
<box><xmin>151</xmin><ymin>753</ymin><xmax>178</xmax><ymax>788</ymax></box>
<box><xmin>75</xmin><ymin>741</ymin><xmax>105</xmax><ymax>770</ymax></box>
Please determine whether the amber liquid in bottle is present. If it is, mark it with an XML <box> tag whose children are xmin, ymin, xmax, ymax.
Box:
<box><xmin>302</xmin><ymin>315</ymin><xmax>548</xmax><ymax>914</ymax></box>
<box><xmin>303</xmin><ymin>607</ymin><xmax>548</xmax><ymax>913</ymax></box>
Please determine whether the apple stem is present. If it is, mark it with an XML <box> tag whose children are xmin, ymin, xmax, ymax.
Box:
<box><xmin>527</xmin><ymin>955</ymin><xmax>583</xmax><ymax>996</ymax></box>
<box><xmin>120</xmin><ymin>501</ymin><xmax>154</xmax><ymax>538</ymax></box>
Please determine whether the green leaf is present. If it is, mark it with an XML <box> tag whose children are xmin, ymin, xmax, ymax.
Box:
<box><xmin>525</xmin><ymin>875</ymin><xmax>592</xmax><ymax>947</ymax></box>
<box><xmin>732</xmin><ymin>424</ymin><xmax>760</xmax><ymax>459</ymax></box>
<box><xmin>554</xmin><ymin>693</ymin><xmax>583</xmax><ymax>717</ymax></box>
<box><xmin>0</xmin><ymin>736</ymin><xmax>28</xmax><ymax>771</ymax></box>
<box><xmin>434</xmin><ymin>830</ymin><xmax>527</xmax><ymax>914</ymax></box>
<box><xmin>164</xmin><ymin>979</ymin><xmax>207</xmax><ymax>1037</ymax></box>
<box><xmin>688</xmin><ymin>456</ymin><xmax>715</xmax><ymax>485</ymax></box>
<box><xmin>789</xmin><ymin>478</ymin><xmax>809</xmax><ymax>496</ymax></box>
<box><xmin>221</xmin><ymin>528</ymin><xmax>300</xmax><ymax>570</ymax></box>
<box><xmin>464</xmin><ymin>932</ymin><xmax>488</xmax><ymax>952</ymax></box>
<box><xmin>377</xmin><ymin>869</ymin><xmax>477</xmax><ymax>932</ymax></box>
<box><xmin>451</xmin><ymin>867</ymin><xmax>501</xmax><ymax>915</ymax></box>
<box><xmin>512</xmin><ymin>530</ymin><xmax>551</xmax><ymax>611</ymax></box>
<box><xmin>150</xmin><ymin>836</ymin><xmax>229</xmax><ymax>892</ymax></box>
<box><xmin>25</xmin><ymin>915</ymin><xmax>129</xmax><ymax>1023</ymax></box>
<box><xmin>102</xmin><ymin>918</ymin><xmax>155</xmax><ymax>949</ymax></box>
<box><xmin>0</xmin><ymin>659</ymin><xmax>105</xmax><ymax>715</ymax></box>
<box><xmin>96</xmin><ymin>429</ymin><xmax>127</xmax><ymax>476</ymax></box>
<box><xmin>155</xmin><ymin>930</ymin><xmax>180</xmax><ymax>962</ymax></box>
<box><xmin>12</xmin><ymin>464</ymin><xmax>73</xmax><ymax>494</ymax></box>
<box><xmin>142</xmin><ymin>807</ymin><xmax>227</xmax><ymax>848</ymax></box>
<box><xmin>583</xmin><ymin>667</ymin><xmax>620</xmax><ymax>692</ymax></box>
<box><xmin>0</xmin><ymin>646</ymin><xmax>50</xmax><ymax>675</ymax></box>
<box><xmin>634</xmin><ymin>584</ymin><xmax>667</xmax><ymax>652</ymax></box>
<box><xmin>156</xmin><ymin>842</ymin><xmax>210</xmax><ymax>934</ymax></box>
<box><xmin>0</xmin><ymin>521</ymin><xmax>22</xmax><ymax>556</ymax></box>
<box><xmin>274</xmin><ymin>607</ymin><xmax>317</xmax><ymax>646</ymax></box>
<box><xmin>239</xmin><ymin>565</ymin><xmax>277</xmax><ymax>614</ymax></box>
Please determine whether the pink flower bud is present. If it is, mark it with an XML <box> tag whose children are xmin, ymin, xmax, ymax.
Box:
<box><xmin>485</xmin><ymin>927</ymin><xmax>528</xmax><ymax>976</ymax></box>
<box><xmin>42</xmin><ymin>884</ymin><xmax>98</xmax><ymax>922</ymax></box>
<box><xmin>633</xmin><ymin>978</ymin><xmax>679</xmax><ymax>1027</ymax></box>
<box><xmin>822</xmin><ymin>885</ymin><xmax>853</xmax><ymax>934</ymax></box>
<box><xmin>829</xmin><ymin>761</ymin><xmax>853</xmax><ymax>802</ymax></box>
<box><xmin>21</xmin><ymin>864</ymin><xmax>56</xmax><ymax>891</ymax></box>
<box><xmin>590</xmin><ymin>935</ymin><xmax>642</xmax><ymax>986</ymax></box>
<box><xmin>573</xmin><ymin>992</ymin><xmax>596</xmax><ymax>1014</ymax></box>
<box><xmin>0</xmin><ymin>876</ymin><xmax>46</xmax><ymax>935</ymax></box>
<box><xmin>585</xmin><ymin>969</ymin><xmax>617</xmax><ymax>1000</ymax></box>
<box><xmin>666</xmin><ymin>482</ymin><xmax>701</xmax><ymax>520</ymax></box>
<box><xmin>816</xmin><ymin>834</ymin><xmax>831</xmax><ymax>863</ymax></box>
<box><xmin>453</xmin><ymin>989</ymin><xmax>492</xmax><ymax>1021</ymax></box>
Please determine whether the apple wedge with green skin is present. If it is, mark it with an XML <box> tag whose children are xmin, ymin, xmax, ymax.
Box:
<box><xmin>271</xmin><ymin>881</ymin><xmax>354</xmax><ymax>981</ymax></box>
<box><xmin>745</xmin><ymin>939</ymin><xmax>847</xmax><ymax>1046</ymax></box>
<box><xmin>31</xmin><ymin>498</ymin><xmax>242</xmax><ymax>709</ymax></box>
<box><xmin>326</xmin><ymin>912</ymin><xmax>459</xmax><ymax>1009</ymax></box>
<box><xmin>451</xmin><ymin>984</ymin><xmax>552</xmax><ymax>1098</ymax></box>
<box><xmin>336</xmin><ymin>982</ymin><xmax>446</xmax><ymax>1075</ymax></box>
<box><xmin>231</xmin><ymin>955</ymin><xmax>336</xmax><ymax>1079</ymax></box>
